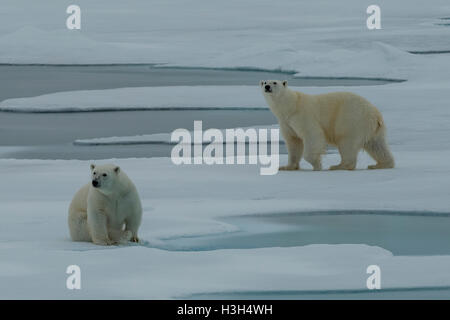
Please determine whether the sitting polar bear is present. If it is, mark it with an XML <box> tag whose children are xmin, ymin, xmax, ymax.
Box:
<box><xmin>261</xmin><ymin>80</ymin><xmax>394</xmax><ymax>171</ymax></box>
<box><xmin>68</xmin><ymin>164</ymin><xmax>142</xmax><ymax>245</ymax></box>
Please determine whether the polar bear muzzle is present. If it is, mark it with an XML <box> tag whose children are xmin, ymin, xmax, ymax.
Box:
<box><xmin>260</xmin><ymin>80</ymin><xmax>288</xmax><ymax>94</ymax></box>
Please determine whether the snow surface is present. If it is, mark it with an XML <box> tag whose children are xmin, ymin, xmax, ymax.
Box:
<box><xmin>0</xmin><ymin>86</ymin><xmax>266</xmax><ymax>113</ymax></box>
<box><xmin>1</xmin><ymin>153</ymin><xmax>450</xmax><ymax>299</ymax></box>
<box><xmin>0</xmin><ymin>0</ymin><xmax>448</xmax><ymax>78</ymax></box>
<box><xmin>1</xmin><ymin>0</ymin><xmax>450</xmax><ymax>299</ymax></box>
<box><xmin>73</xmin><ymin>125</ymin><xmax>281</xmax><ymax>146</ymax></box>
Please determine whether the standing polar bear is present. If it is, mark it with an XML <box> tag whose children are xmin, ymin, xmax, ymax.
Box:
<box><xmin>68</xmin><ymin>164</ymin><xmax>142</xmax><ymax>245</ymax></box>
<box><xmin>261</xmin><ymin>80</ymin><xmax>394</xmax><ymax>171</ymax></box>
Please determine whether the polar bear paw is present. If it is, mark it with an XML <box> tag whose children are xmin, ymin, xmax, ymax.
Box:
<box><xmin>279</xmin><ymin>164</ymin><xmax>299</xmax><ymax>171</ymax></box>
<box><xmin>368</xmin><ymin>162</ymin><xmax>394</xmax><ymax>170</ymax></box>
<box><xmin>330</xmin><ymin>163</ymin><xmax>356</xmax><ymax>171</ymax></box>
<box><xmin>122</xmin><ymin>230</ymin><xmax>133</xmax><ymax>241</ymax></box>
<box><xmin>93</xmin><ymin>238</ymin><xmax>117</xmax><ymax>246</ymax></box>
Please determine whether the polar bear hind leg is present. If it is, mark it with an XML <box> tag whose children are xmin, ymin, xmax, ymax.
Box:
<box><xmin>68</xmin><ymin>210</ymin><xmax>91</xmax><ymax>242</ymax></box>
<box><xmin>330</xmin><ymin>139</ymin><xmax>361</xmax><ymax>170</ymax></box>
<box><xmin>364</xmin><ymin>130</ymin><xmax>395</xmax><ymax>169</ymax></box>
<box><xmin>125</xmin><ymin>216</ymin><xmax>142</xmax><ymax>243</ymax></box>
<box><xmin>330</xmin><ymin>136</ymin><xmax>364</xmax><ymax>170</ymax></box>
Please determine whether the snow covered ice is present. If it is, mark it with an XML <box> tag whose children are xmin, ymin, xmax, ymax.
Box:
<box><xmin>1</xmin><ymin>0</ymin><xmax>450</xmax><ymax>299</ymax></box>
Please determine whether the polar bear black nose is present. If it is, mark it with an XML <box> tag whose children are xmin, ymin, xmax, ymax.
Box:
<box><xmin>92</xmin><ymin>180</ymin><xmax>99</xmax><ymax>187</ymax></box>
<box><xmin>265</xmin><ymin>85</ymin><xmax>271</xmax><ymax>90</ymax></box>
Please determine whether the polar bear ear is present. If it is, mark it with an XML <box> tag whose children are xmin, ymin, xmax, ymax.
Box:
<box><xmin>260</xmin><ymin>80</ymin><xmax>264</xmax><ymax>87</ymax></box>
<box><xmin>114</xmin><ymin>166</ymin><xmax>120</xmax><ymax>174</ymax></box>
<box><xmin>282</xmin><ymin>80</ymin><xmax>288</xmax><ymax>87</ymax></box>
<box><xmin>90</xmin><ymin>164</ymin><xmax>96</xmax><ymax>171</ymax></box>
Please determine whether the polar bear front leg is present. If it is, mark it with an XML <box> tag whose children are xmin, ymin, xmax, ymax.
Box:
<box><xmin>87</xmin><ymin>210</ymin><xmax>115</xmax><ymax>246</ymax></box>
<box><xmin>279</xmin><ymin>123</ymin><xmax>303</xmax><ymax>171</ymax></box>
<box><xmin>303</xmin><ymin>131</ymin><xmax>326</xmax><ymax>171</ymax></box>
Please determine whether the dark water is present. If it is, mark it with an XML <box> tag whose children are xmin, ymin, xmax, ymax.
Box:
<box><xmin>187</xmin><ymin>287</ymin><xmax>450</xmax><ymax>300</ymax></box>
<box><xmin>409</xmin><ymin>50</ymin><xmax>450</xmax><ymax>54</ymax></box>
<box><xmin>160</xmin><ymin>211</ymin><xmax>450</xmax><ymax>256</ymax></box>
<box><xmin>168</xmin><ymin>211</ymin><xmax>450</xmax><ymax>300</ymax></box>
<box><xmin>0</xmin><ymin>65</ymin><xmax>402</xmax><ymax>159</ymax></box>
<box><xmin>0</xmin><ymin>64</ymin><xmax>403</xmax><ymax>102</ymax></box>
<box><xmin>0</xmin><ymin>109</ymin><xmax>281</xmax><ymax>159</ymax></box>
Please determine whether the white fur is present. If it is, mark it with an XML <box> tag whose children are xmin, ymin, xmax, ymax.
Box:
<box><xmin>68</xmin><ymin>164</ymin><xmax>142</xmax><ymax>245</ymax></box>
<box><xmin>261</xmin><ymin>80</ymin><xmax>395</xmax><ymax>171</ymax></box>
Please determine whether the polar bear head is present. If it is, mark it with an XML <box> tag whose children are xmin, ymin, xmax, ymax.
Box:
<box><xmin>260</xmin><ymin>80</ymin><xmax>288</xmax><ymax>97</ymax></box>
<box><xmin>90</xmin><ymin>164</ymin><xmax>121</xmax><ymax>193</ymax></box>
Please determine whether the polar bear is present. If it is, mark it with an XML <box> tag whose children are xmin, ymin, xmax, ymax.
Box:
<box><xmin>261</xmin><ymin>80</ymin><xmax>394</xmax><ymax>171</ymax></box>
<box><xmin>68</xmin><ymin>164</ymin><xmax>142</xmax><ymax>245</ymax></box>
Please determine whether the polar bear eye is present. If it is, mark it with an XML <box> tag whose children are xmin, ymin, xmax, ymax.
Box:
<box><xmin>102</xmin><ymin>173</ymin><xmax>107</xmax><ymax>177</ymax></box>
<box><xmin>93</xmin><ymin>172</ymin><xmax>96</xmax><ymax>175</ymax></box>
<box><xmin>273</xmin><ymin>82</ymin><xmax>277</xmax><ymax>85</ymax></box>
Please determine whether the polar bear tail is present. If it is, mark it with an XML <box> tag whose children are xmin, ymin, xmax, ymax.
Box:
<box><xmin>68</xmin><ymin>210</ymin><xmax>91</xmax><ymax>242</ymax></box>
<box><xmin>364</xmin><ymin>121</ymin><xmax>395</xmax><ymax>169</ymax></box>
